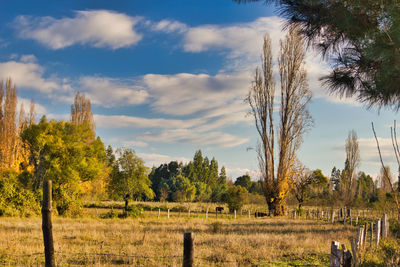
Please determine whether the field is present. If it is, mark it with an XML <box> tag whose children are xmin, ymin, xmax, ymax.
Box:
<box><xmin>0</xmin><ymin>202</ymin><xmax>358</xmax><ymax>267</ymax></box>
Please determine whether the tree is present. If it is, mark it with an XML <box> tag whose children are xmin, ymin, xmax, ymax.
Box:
<box><xmin>379</xmin><ymin>165</ymin><xmax>393</xmax><ymax>193</ymax></box>
<box><xmin>235</xmin><ymin>0</ymin><xmax>400</xmax><ymax>109</ymax></box>
<box><xmin>246</xmin><ymin>28</ymin><xmax>313</xmax><ymax>216</ymax></box>
<box><xmin>291</xmin><ymin>163</ymin><xmax>328</xmax><ymax>210</ymax></box>
<box><xmin>0</xmin><ymin>78</ymin><xmax>18</xmax><ymax>170</ymax></box>
<box><xmin>21</xmin><ymin>117</ymin><xmax>107</xmax><ymax>215</ymax></box>
<box><xmin>71</xmin><ymin>92</ymin><xmax>95</xmax><ymax>132</ymax></box>
<box><xmin>342</xmin><ymin>130</ymin><xmax>360</xmax><ymax>204</ymax></box>
<box><xmin>226</xmin><ymin>185</ymin><xmax>249</xmax><ymax>212</ymax></box>
<box><xmin>234</xmin><ymin>174</ymin><xmax>252</xmax><ymax>191</ymax></box>
<box><xmin>108</xmin><ymin>148</ymin><xmax>154</xmax><ymax>210</ymax></box>
<box><xmin>170</xmin><ymin>174</ymin><xmax>196</xmax><ymax>202</ymax></box>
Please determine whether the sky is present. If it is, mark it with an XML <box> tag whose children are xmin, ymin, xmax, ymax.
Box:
<box><xmin>0</xmin><ymin>0</ymin><xmax>399</xmax><ymax>181</ymax></box>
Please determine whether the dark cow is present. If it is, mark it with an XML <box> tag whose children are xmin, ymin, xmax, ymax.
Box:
<box><xmin>255</xmin><ymin>211</ymin><xmax>268</xmax><ymax>218</ymax></box>
<box><xmin>216</xmin><ymin>207</ymin><xmax>224</xmax><ymax>213</ymax></box>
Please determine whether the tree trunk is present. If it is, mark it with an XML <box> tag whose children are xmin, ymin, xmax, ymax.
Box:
<box><xmin>267</xmin><ymin>198</ymin><xmax>286</xmax><ymax>216</ymax></box>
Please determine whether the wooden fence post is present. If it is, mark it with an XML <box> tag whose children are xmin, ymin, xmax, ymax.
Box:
<box><xmin>168</xmin><ymin>208</ymin><xmax>170</xmax><ymax>218</ymax></box>
<box><xmin>42</xmin><ymin>180</ymin><xmax>55</xmax><ymax>267</ymax></box>
<box><xmin>234</xmin><ymin>210</ymin><xmax>236</xmax><ymax>219</ymax></box>
<box><xmin>376</xmin><ymin>219</ymin><xmax>381</xmax><ymax>247</ymax></box>
<box><xmin>183</xmin><ymin>232</ymin><xmax>193</xmax><ymax>267</ymax></box>
<box><xmin>206</xmin><ymin>208</ymin><xmax>208</xmax><ymax>219</ymax></box>
<box><xmin>330</xmin><ymin>241</ymin><xmax>341</xmax><ymax>267</ymax></box>
<box><xmin>382</xmin><ymin>214</ymin><xmax>388</xmax><ymax>238</ymax></box>
<box><xmin>332</xmin><ymin>211</ymin><xmax>335</xmax><ymax>224</ymax></box>
<box><xmin>158</xmin><ymin>208</ymin><xmax>160</xmax><ymax>219</ymax></box>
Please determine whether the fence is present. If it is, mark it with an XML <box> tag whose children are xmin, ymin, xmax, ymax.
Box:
<box><xmin>329</xmin><ymin>213</ymin><xmax>390</xmax><ymax>267</ymax></box>
<box><xmin>37</xmin><ymin>180</ymin><xmax>240</xmax><ymax>266</ymax></box>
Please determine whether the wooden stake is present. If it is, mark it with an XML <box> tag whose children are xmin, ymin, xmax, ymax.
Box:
<box><xmin>42</xmin><ymin>180</ymin><xmax>55</xmax><ymax>267</ymax></box>
<box><xmin>183</xmin><ymin>233</ymin><xmax>193</xmax><ymax>267</ymax></box>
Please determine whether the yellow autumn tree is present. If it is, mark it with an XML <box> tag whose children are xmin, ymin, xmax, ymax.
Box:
<box><xmin>246</xmin><ymin>27</ymin><xmax>313</xmax><ymax>216</ymax></box>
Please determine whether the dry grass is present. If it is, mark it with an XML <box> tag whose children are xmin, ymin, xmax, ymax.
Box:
<box><xmin>0</xmin><ymin>209</ymin><xmax>357</xmax><ymax>266</ymax></box>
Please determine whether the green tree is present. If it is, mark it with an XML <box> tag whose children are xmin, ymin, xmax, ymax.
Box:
<box><xmin>234</xmin><ymin>174</ymin><xmax>252</xmax><ymax>191</ymax></box>
<box><xmin>21</xmin><ymin>116</ymin><xmax>106</xmax><ymax>215</ymax></box>
<box><xmin>193</xmin><ymin>150</ymin><xmax>204</xmax><ymax>182</ymax></box>
<box><xmin>226</xmin><ymin>185</ymin><xmax>249</xmax><ymax>212</ymax></box>
<box><xmin>235</xmin><ymin>0</ymin><xmax>400</xmax><ymax>109</ymax></box>
<box><xmin>108</xmin><ymin>148</ymin><xmax>154</xmax><ymax>210</ymax></box>
<box><xmin>170</xmin><ymin>174</ymin><xmax>196</xmax><ymax>202</ymax></box>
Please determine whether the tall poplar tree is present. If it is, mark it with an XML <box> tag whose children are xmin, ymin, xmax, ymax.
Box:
<box><xmin>246</xmin><ymin>28</ymin><xmax>313</xmax><ymax>216</ymax></box>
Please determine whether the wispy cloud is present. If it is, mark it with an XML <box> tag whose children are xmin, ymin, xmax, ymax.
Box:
<box><xmin>152</xmin><ymin>19</ymin><xmax>188</xmax><ymax>34</ymax></box>
<box><xmin>0</xmin><ymin>60</ymin><xmax>64</xmax><ymax>93</ymax></box>
<box><xmin>79</xmin><ymin>76</ymin><xmax>148</xmax><ymax>107</ymax></box>
<box><xmin>143</xmin><ymin>71</ymin><xmax>251</xmax><ymax>116</ymax></box>
<box><xmin>137</xmin><ymin>152</ymin><xmax>190</xmax><ymax>167</ymax></box>
<box><xmin>14</xmin><ymin>10</ymin><xmax>142</xmax><ymax>49</ymax></box>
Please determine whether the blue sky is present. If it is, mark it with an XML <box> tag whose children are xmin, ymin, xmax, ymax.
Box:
<box><xmin>0</xmin><ymin>0</ymin><xmax>398</xmax><ymax>180</ymax></box>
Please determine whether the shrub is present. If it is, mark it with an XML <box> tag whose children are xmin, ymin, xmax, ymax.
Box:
<box><xmin>101</xmin><ymin>209</ymin><xmax>119</xmax><ymax>219</ymax></box>
<box><xmin>118</xmin><ymin>205</ymin><xmax>144</xmax><ymax>218</ymax></box>
<box><xmin>210</xmin><ymin>222</ymin><xmax>223</xmax><ymax>233</ymax></box>
<box><xmin>225</xmin><ymin>185</ymin><xmax>248</xmax><ymax>212</ymax></box>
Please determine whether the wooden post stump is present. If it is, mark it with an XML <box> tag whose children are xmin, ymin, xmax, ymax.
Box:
<box><xmin>42</xmin><ymin>180</ymin><xmax>55</xmax><ymax>267</ymax></box>
<box><xmin>183</xmin><ymin>233</ymin><xmax>193</xmax><ymax>267</ymax></box>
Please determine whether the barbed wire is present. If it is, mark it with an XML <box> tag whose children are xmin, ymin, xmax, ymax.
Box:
<box><xmin>0</xmin><ymin>252</ymin><xmax>319</xmax><ymax>265</ymax></box>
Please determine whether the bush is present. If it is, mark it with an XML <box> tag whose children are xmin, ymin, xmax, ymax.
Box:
<box><xmin>118</xmin><ymin>205</ymin><xmax>144</xmax><ymax>218</ymax></box>
<box><xmin>210</xmin><ymin>222</ymin><xmax>223</xmax><ymax>233</ymax></box>
<box><xmin>225</xmin><ymin>185</ymin><xmax>248</xmax><ymax>212</ymax></box>
<box><xmin>101</xmin><ymin>209</ymin><xmax>119</xmax><ymax>219</ymax></box>
<box><xmin>0</xmin><ymin>171</ymin><xmax>40</xmax><ymax>217</ymax></box>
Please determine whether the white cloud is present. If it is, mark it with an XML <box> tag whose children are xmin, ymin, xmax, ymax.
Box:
<box><xmin>19</xmin><ymin>54</ymin><xmax>37</xmax><ymax>63</ymax></box>
<box><xmin>183</xmin><ymin>17</ymin><xmax>284</xmax><ymax>63</ymax></box>
<box><xmin>15</xmin><ymin>10</ymin><xmax>142</xmax><ymax>49</ymax></box>
<box><xmin>79</xmin><ymin>76</ymin><xmax>148</xmax><ymax>107</ymax></box>
<box><xmin>227</xmin><ymin>167</ymin><xmax>260</xmax><ymax>180</ymax></box>
<box><xmin>122</xmin><ymin>140</ymin><xmax>148</xmax><ymax>148</ymax></box>
<box><xmin>143</xmin><ymin>71</ymin><xmax>251</xmax><ymax>116</ymax></box>
<box><xmin>140</xmin><ymin>129</ymin><xmax>249</xmax><ymax>148</ymax></box>
<box><xmin>0</xmin><ymin>60</ymin><xmax>62</xmax><ymax>93</ymax></box>
<box><xmin>137</xmin><ymin>152</ymin><xmax>190</xmax><ymax>167</ymax></box>
<box><xmin>94</xmin><ymin>114</ymin><xmax>204</xmax><ymax>129</ymax></box>
<box><xmin>152</xmin><ymin>19</ymin><xmax>188</xmax><ymax>33</ymax></box>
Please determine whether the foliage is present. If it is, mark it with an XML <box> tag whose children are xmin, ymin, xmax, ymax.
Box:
<box><xmin>0</xmin><ymin>170</ymin><xmax>40</xmax><ymax>217</ymax></box>
<box><xmin>226</xmin><ymin>185</ymin><xmax>248</xmax><ymax>212</ymax></box>
<box><xmin>149</xmin><ymin>150</ymin><xmax>228</xmax><ymax>203</ymax></box>
<box><xmin>235</xmin><ymin>0</ymin><xmax>400</xmax><ymax>109</ymax></box>
<box><xmin>170</xmin><ymin>174</ymin><xmax>196</xmax><ymax>202</ymax></box>
<box><xmin>234</xmin><ymin>174</ymin><xmax>252</xmax><ymax>190</ymax></box>
<box><xmin>118</xmin><ymin>205</ymin><xmax>144</xmax><ymax>218</ymax></box>
<box><xmin>21</xmin><ymin>116</ymin><xmax>107</xmax><ymax>215</ymax></box>
<box><xmin>108</xmin><ymin>148</ymin><xmax>154</xmax><ymax>205</ymax></box>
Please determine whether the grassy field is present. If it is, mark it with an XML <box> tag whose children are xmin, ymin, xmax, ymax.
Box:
<box><xmin>0</xmin><ymin>204</ymin><xmax>357</xmax><ymax>267</ymax></box>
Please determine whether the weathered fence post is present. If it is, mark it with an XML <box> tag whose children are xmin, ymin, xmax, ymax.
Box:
<box><xmin>330</xmin><ymin>241</ymin><xmax>341</xmax><ymax>267</ymax></box>
<box><xmin>206</xmin><ymin>208</ymin><xmax>208</xmax><ymax>219</ymax></box>
<box><xmin>350</xmin><ymin>238</ymin><xmax>358</xmax><ymax>267</ymax></box>
<box><xmin>183</xmin><ymin>232</ymin><xmax>193</xmax><ymax>267</ymax></box>
<box><xmin>158</xmin><ymin>208</ymin><xmax>160</xmax><ymax>219</ymax></box>
<box><xmin>376</xmin><ymin>219</ymin><xmax>381</xmax><ymax>247</ymax></box>
<box><xmin>332</xmin><ymin>211</ymin><xmax>335</xmax><ymax>224</ymax></box>
<box><xmin>42</xmin><ymin>180</ymin><xmax>55</xmax><ymax>267</ymax></box>
<box><xmin>382</xmin><ymin>214</ymin><xmax>388</xmax><ymax>238</ymax></box>
<box><xmin>168</xmin><ymin>208</ymin><xmax>170</xmax><ymax>218</ymax></box>
<box><xmin>234</xmin><ymin>210</ymin><xmax>236</xmax><ymax>219</ymax></box>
